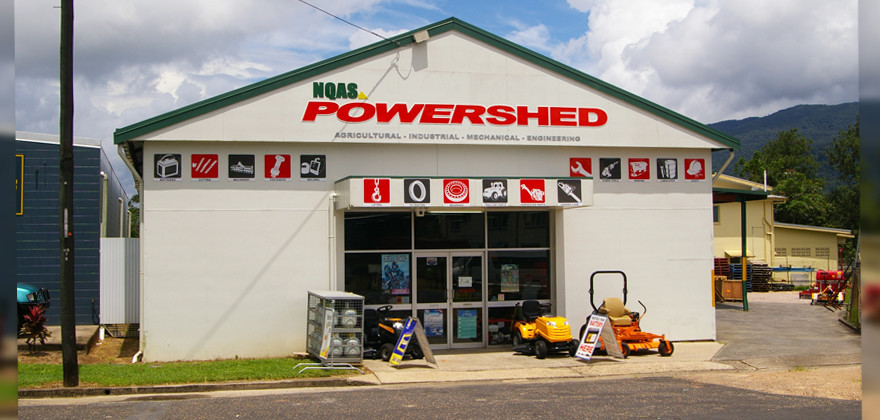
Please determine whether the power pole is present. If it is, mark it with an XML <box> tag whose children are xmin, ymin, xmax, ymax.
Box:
<box><xmin>59</xmin><ymin>0</ymin><xmax>78</xmax><ymax>387</ymax></box>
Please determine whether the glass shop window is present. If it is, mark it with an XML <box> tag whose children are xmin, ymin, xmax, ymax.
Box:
<box><xmin>487</xmin><ymin>211</ymin><xmax>550</xmax><ymax>248</ymax></box>
<box><xmin>487</xmin><ymin>250</ymin><xmax>550</xmax><ymax>301</ymax></box>
<box><xmin>344</xmin><ymin>212</ymin><xmax>411</xmax><ymax>250</ymax></box>
<box><xmin>414</xmin><ymin>213</ymin><xmax>484</xmax><ymax>249</ymax></box>
<box><xmin>344</xmin><ymin>252</ymin><xmax>413</xmax><ymax>305</ymax></box>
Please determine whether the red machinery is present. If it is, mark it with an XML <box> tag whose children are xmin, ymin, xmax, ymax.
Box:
<box><xmin>799</xmin><ymin>270</ymin><xmax>845</xmax><ymax>304</ymax></box>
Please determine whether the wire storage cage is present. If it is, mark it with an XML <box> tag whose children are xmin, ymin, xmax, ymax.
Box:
<box><xmin>297</xmin><ymin>291</ymin><xmax>365</xmax><ymax>373</ymax></box>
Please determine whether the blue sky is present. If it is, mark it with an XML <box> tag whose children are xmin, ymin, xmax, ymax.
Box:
<box><xmin>14</xmin><ymin>0</ymin><xmax>858</xmax><ymax>194</ymax></box>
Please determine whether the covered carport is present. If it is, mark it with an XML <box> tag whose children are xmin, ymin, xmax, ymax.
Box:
<box><xmin>712</xmin><ymin>187</ymin><xmax>771</xmax><ymax>311</ymax></box>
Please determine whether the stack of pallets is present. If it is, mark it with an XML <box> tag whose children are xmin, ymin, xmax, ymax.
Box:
<box><xmin>714</xmin><ymin>258</ymin><xmax>730</xmax><ymax>279</ymax></box>
<box><xmin>729</xmin><ymin>261</ymin><xmax>773</xmax><ymax>292</ymax></box>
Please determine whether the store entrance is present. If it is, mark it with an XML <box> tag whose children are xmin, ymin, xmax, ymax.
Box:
<box><xmin>414</xmin><ymin>252</ymin><xmax>484</xmax><ymax>350</ymax></box>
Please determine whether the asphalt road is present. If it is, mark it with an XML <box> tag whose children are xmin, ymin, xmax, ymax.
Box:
<box><xmin>19</xmin><ymin>375</ymin><xmax>860</xmax><ymax>420</ymax></box>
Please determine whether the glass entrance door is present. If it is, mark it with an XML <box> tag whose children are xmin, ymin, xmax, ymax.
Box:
<box><xmin>415</xmin><ymin>252</ymin><xmax>484</xmax><ymax>349</ymax></box>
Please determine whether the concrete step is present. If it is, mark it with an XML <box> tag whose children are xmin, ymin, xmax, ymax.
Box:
<box><xmin>18</xmin><ymin>325</ymin><xmax>100</xmax><ymax>353</ymax></box>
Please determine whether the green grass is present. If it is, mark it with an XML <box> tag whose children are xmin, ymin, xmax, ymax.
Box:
<box><xmin>18</xmin><ymin>356</ymin><xmax>356</xmax><ymax>389</ymax></box>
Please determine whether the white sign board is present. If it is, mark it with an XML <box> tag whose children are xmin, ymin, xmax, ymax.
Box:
<box><xmin>575</xmin><ymin>314</ymin><xmax>623</xmax><ymax>360</ymax></box>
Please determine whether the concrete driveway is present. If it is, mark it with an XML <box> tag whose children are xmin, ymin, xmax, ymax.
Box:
<box><xmin>713</xmin><ymin>291</ymin><xmax>861</xmax><ymax>368</ymax></box>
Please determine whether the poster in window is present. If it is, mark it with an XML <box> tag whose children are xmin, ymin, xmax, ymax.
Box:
<box><xmin>457</xmin><ymin>309</ymin><xmax>477</xmax><ymax>339</ymax></box>
<box><xmin>424</xmin><ymin>309</ymin><xmax>444</xmax><ymax>337</ymax></box>
<box><xmin>382</xmin><ymin>254</ymin><xmax>410</xmax><ymax>295</ymax></box>
<box><xmin>500</xmin><ymin>264</ymin><xmax>519</xmax><ymax>293</ymax></box>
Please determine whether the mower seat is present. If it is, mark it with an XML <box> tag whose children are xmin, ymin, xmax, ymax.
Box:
<box><xmin>598</xmin><ymin>297</ymin><xmax>632</xmax><ymax>326</ymax></box>
<box><xmin>521</xmin><ymin>300</ymin><xmax>543</xmax><ymax>322</ymax></box>
<box><xmin>363</xmin><ymin>309</ymin><xmax>380</xmax><ymax>330</ymax></box>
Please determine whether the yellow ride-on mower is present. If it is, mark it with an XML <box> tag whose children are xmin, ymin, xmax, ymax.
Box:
<box><xmin>579</xmin><ymin>271</ymin><xmax>674</xmax><ymax>358</ymax></box>
<box><xmin>512</xmin><ymin>300</ymin><xmax>579</xmax><ymax>359</ymax></box>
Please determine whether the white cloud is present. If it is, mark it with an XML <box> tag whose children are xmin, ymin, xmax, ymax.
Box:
<box><xmin>507</xmin><ymin>24</ymin><xmax>553</xmax><ymax>52</ymax></box>
<box><xmin>559</xmin><ymin>0</ymin><xmax>858</xmax><ymax>122</ymax></box>
<box><xmin>348</xmin><ymin>27</ymin><xmax>410</xmax><ymax>51</ymax></box>
<box><xmin>565</xmin><ymin>0</ymin><xmax>598</xmax><ymax>13</ymax></box>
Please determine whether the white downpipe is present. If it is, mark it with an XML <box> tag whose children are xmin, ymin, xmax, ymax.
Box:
<box><xmin>328</xmin><ymin>193</ymin><xmax>338</xmax><ymax>290</ymax></box>
<box><xmin>99</xmin><ymin>171</ymin><xmax>108</xmax><ymax>237</ymax></box>
<box><xmin>118</xmin><ymin>144</ymin><xmax>146</xmax><ymax>358</ymax></box>
<box><xmin>118</xmin><ymin>197</ymin><xmax>125</xmax><ymax>237</ymax></box>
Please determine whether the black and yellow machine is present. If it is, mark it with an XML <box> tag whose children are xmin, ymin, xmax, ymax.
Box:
<box><xmin>512</xmin><ymin>301</ymin><xmax>580</xmax><ymax>359</ymax></box>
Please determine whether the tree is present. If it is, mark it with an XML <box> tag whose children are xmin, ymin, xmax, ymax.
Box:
<box><xmin>128</xmin><ymin>194</ymin><xmax>140</xmax><ymax>238</ymax></box>
<box><xmin>735</xmin><ymin>128</ymin><xmax>819</xmax><ymax>185</ymax></box>
<box><xmin>734</xmin><ymin>129</ymin><xmax>828</xmax><ymax>226</ymax></box>
<box><xmin>825</xmin><ymin>120</ymin><xmax>859</xmax><ymax>232</ymax></box>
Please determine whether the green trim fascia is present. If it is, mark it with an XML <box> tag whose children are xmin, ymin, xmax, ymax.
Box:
<box><xmin>712</xmin><ymin>187</ymin><xmax>770</xmax><ymax>200</ymax></box>
<box><xmin>115</xmin><ymin>17</ymin><xmax>740</xmax><ymax>150</ymax></box>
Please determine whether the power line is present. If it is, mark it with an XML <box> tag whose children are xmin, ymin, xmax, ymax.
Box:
<box><xmin>297</xmin><ymin>0</ymin><xmax>400</xmax><ymax>46</ymax></box>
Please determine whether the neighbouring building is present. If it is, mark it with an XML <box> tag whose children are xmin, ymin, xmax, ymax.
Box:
<box><xmin>15</xmin><ymin>131</ymin><xmax>132</xmax><ymax>325</ymax></box>
<box><xmin>712</xmin><ymin>173</ymin><xmax>853</xmax><ymax>284</ymax></box>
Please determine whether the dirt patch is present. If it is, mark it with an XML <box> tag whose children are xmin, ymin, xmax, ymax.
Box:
<box><xmin>745</xmin><ymin>291</ymin><xmax>804</xmax><ymax>304</ymax></box>
<box><xmin>18</xmin><ymin>336</ymin><xmax>139</xmax><ymax>365</ymax></box>
<box><xmin>680</xmin><ymin>365</ymin><xmax>862</xmax><ymax>400</ymax></box>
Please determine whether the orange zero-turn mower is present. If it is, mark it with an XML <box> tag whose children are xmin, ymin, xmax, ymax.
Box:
<box><xmin>578</xmin><ymin>270</ymin><xmax>674</xmax><ymax>358</ymax></box>
<box><xmin>512</xmin><ymin>300</ymin><xmax>580</xmax><ymax>359</ymax></box>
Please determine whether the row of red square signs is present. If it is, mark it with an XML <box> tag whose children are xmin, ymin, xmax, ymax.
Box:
<box><xmin>362</xmin><ymin>178</ymin><xmax>581</xmax><ymax>205</ymax></box>
<box><xmin>153</xmin><ymin>153</ymin><xmax>325</xmax><ymax>180</ymax></box>
<box><xmin>569</xmin><ymin>158</ymin><xmax>706</xmax><ymax>180</ymax></box>
<box><xmin>153</xmin><ymin>153</ymin><xmax>706</xmax><ymax>182</ymax></box>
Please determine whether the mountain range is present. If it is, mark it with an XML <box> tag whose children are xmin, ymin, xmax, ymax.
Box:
<box><xmin>708</xmin><ymin>102</ymin><xmax>858</xmax><ymax>184</ymax></box>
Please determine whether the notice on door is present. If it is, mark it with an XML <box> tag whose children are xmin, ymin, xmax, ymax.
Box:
<box><xmin>424</xmin><ymin>309</ymin><xmax>444</xmax><ymax>337</ymax></box>
<box><xmin>457</xmin><ymin>309</ymin><xmax>477</xmax><ymax>339</ymax></box>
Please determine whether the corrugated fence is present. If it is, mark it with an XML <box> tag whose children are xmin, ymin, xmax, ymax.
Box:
<box><xmin>99</xmin><ymin>238</ymin><xmax>140</xmax><ymax>324</ymax></box>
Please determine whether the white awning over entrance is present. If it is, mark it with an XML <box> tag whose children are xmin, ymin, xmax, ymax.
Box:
<box><xmin>335</xmin><ymin>177</ymin><xmax>593</xmax><ymax>209</ymax></box>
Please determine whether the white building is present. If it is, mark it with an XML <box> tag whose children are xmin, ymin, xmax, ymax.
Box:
<box><xmin>115</xmin><ymin>18</ymin><xmax>739</xmax><ymax>362</ymax></box>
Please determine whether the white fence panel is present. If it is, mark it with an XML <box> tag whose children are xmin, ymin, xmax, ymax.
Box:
<box><xmin>99</xmin><ymin>238</ymin><xmax>140</xmax><ymax>324</ymax></box>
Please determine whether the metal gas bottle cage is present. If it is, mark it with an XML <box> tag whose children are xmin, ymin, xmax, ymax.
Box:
<box><xmin>295</xmin><ymin>291</ymin><xmax>365</xmax><ymax>374</ymax></box>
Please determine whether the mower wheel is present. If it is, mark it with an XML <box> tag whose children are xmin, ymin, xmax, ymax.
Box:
<box><xmin>535</xmin><ymin>340</ymin><xmax>548</xmax><ymax>359</ymax></box>
<box><xmin>380</xmin><ymin>343</ymin><xmax>394</xmax><ymax>361</ymax></box>
<box><xmin>568</xmin><ymin>339</ymin><xmax>580</xmax><ymax>357</ymax></box>
<box><xmin>578</xmin><ymin>324</ymin><xmax>587</xmax><ymax>342</ymax></box>
<box><xmin>621</xmin><ymin>343</ymin><xmax>630</xmax><ymax>359</ymax></box>
<box><xmin>512</xmin><ymin>330</ymin><xmax>523</xmax><ymax>347</ymax></box>
<box><xmin>659</xmin><ymin>340</ymin><xmax>674</xmax><ymax>357</ymax></box>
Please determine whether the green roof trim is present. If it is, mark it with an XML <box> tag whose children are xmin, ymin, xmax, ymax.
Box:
<box><xmin>114</xmin><ymin>17</ymin><xmax>740</xmax><ymax>150</ymax></box>
<box><xmin>712</xmin><ymin>187</ymin><xmax>771</xmax><ymax>203</ymax></box>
